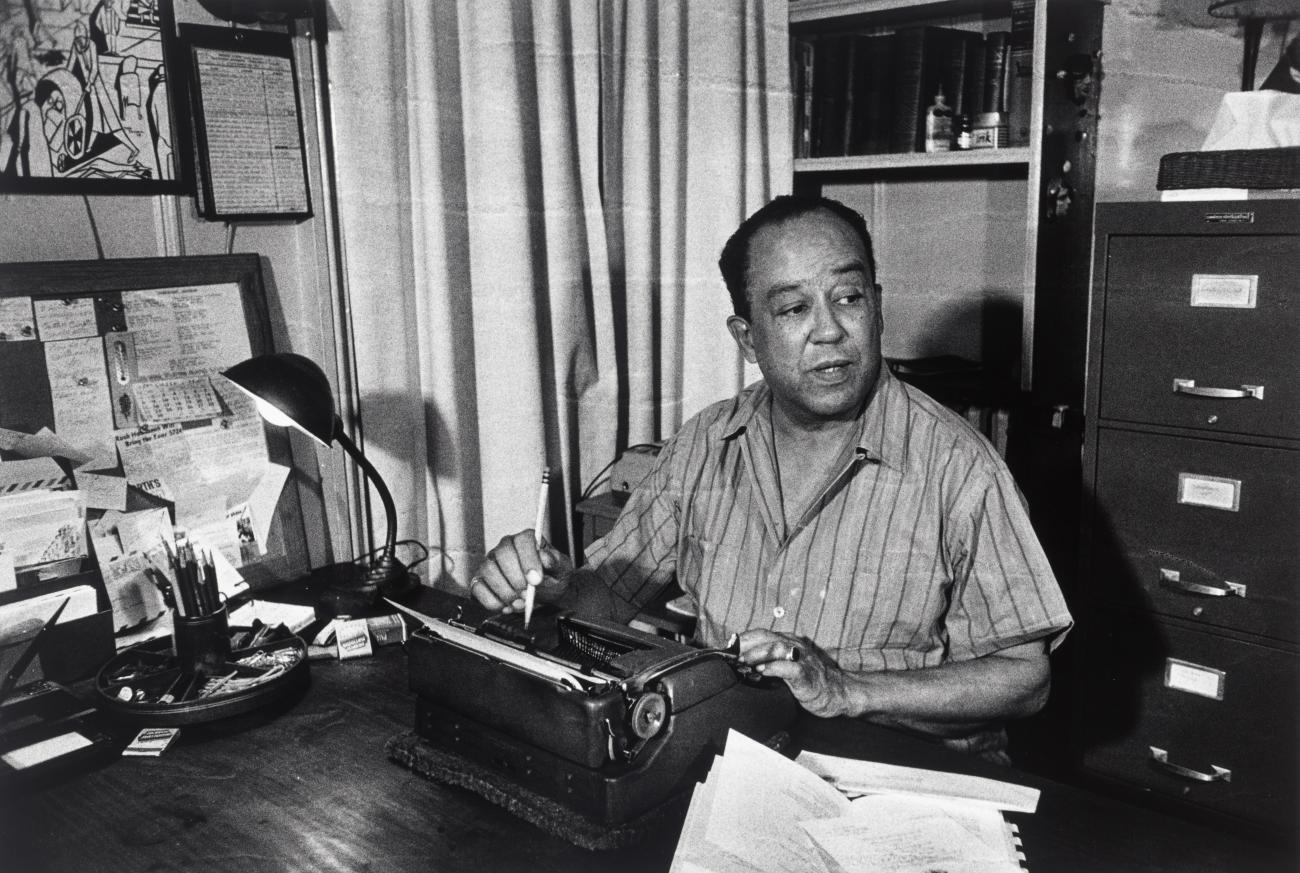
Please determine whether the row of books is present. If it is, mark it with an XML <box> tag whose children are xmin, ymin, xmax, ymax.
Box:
<box><xmin>793</xmin><ymin>2</ymin><xmax>1033</xmax><ymax>158</ymax></box>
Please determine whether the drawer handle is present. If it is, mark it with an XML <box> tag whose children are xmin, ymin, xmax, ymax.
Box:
<box><xmin>1149</xmin><ymin>747</ymin><xmax>1231</xmax><ymax>783</ymax></box>
<box><xmin>1159</xmin><ymin>568</ymin><xmax>1246</xmax><ymax>598</ymax></box>
<box><xmin>1172</xmin><ymin>378</ymin><xmax>1264</xmax><ymax>400</ymax></box>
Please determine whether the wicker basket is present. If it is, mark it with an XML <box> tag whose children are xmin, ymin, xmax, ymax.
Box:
<box><xmin>1157</xmin><ymin>147</ymin><xmax>1300</xmax><ymax>189</ymax></box>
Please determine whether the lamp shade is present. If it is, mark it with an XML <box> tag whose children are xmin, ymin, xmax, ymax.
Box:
<box><xmin>221</xmin><ymin>353</ymin><xmax>338</xmax><ymax>446</ymax></box>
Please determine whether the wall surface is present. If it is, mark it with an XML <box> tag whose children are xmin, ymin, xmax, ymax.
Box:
<box><xmin>1095</xmin><ymin>0</ymin><xmax>1296</xmax><ymax>202</ymax></box>
<box><xmin>3</xmin><ymin>0</ymin><xmax>1292</xmax><ymax>571</ymax></box>
<box><xmin>0</xmin><ymin>1</ymin><xmax>351</xmax><ymax>575</ymax></box>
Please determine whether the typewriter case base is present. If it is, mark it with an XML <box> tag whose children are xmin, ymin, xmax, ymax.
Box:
<box><xmin>406</xmin><ymin>625</ymin><xmax>797</xmax><ymax>825</ymax></box>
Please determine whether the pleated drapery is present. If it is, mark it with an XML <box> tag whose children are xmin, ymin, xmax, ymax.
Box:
<box><xmin>327</xmin><ymin>1</ymin><xmax>789</xmax><ymax>586</ymax></box>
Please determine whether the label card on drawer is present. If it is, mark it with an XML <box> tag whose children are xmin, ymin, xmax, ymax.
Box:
<box><xmin>1165</xmin><ymin>658</ymin><xmax>1225</xmax><ymax>700</ymax></box>
<box><xmin>1177</xmin><ymin>472</ymin><xmax>1241</xmax><ymax>512</ymax></box>
<box><xmin>1189</xmin><ymin>273</ymin><xmax>1257</xmax><ymax>308</ymax></box>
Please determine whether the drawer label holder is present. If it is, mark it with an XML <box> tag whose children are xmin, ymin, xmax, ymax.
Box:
<box><xmin>1177</xmin><ymin>472</ymin><xmax>1241</xmax><ymax>512</ymax></box>
<box><xmin>1189</xmin><ymin>273</ymin><xmax>1258</xmax><ymax>308</ymax></box>
<box><xmin>1164</xmin><ymin>657</ymin><xmax>1226</xmax><ymax>700</ymax></box>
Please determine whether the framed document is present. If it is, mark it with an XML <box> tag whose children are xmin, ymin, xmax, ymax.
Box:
<box><xmin>0</xmin><ymin>0</ymin><xmax>186</xmax><ymax>194</ymax></box>
<box><xmin>179</xmin><ymin>25</ymin><xmax>312</xmax><ymax>220</ymax></box>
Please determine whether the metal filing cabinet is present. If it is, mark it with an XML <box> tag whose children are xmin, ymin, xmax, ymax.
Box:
<box><xmin>1077</xmin><ymin>201</ymin><xmax>1300</xmax><ymax>834</ymax></box>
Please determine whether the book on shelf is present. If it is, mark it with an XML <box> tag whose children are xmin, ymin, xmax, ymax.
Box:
<box><xmin>670</xmin><ymin>729</ymin><xmax>1034</xmax><ymax>873</ymax></box>
<box><xmin>840</xmin><ymin>36</ymin><xmax>861</xmax><ymax>157</ymax></box>
<box><xmin>961</xmin><ymin>32</ymin><xmax>988</xmax><ymax>124</ymax></box>
<box><xmin>982</xmin><ymin>30</ymin><xmax>1010</xmax><ymax>116</ymax></box>
<box><xmin>847</xmin><ymin>33</ymin><xmax>895</xmax><ymax>155</ymax></box>
<box><xmin>792</xmin><ymin>35</ymin><xmax>815</xmax><ymax>159</ymax></box>
<box><xmin>812</xmin><ymin>33</ymin><xmax>853</xmax><ymax>157</ymax></box>
<box><xmin>891</xmin><ymin>26</ymin><xmax>982</xmax><ymax>154</ymax></box>
<box><xmin>1006</xmin><ymin>0</ymin><xmax>1035</xmax><ymax>147</ymax></box>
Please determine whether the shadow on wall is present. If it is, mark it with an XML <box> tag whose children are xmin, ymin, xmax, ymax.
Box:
<box><xmin>338</xmin><ymin>391</ymin><xmax>483</xmax><ymax>593</ymax></box>
<box><xmin>892</xmin><ymin>293</ymin><xmax>1024</xmax><ymax>387</ymax></box>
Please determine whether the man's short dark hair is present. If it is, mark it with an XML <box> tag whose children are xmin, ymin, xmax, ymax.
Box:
<box><xmin>718</xmin><ymin>194</ymin><xmax>878</xmax><ymax>321</ymax></box>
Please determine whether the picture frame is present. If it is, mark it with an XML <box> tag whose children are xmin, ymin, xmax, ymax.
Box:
<box><xmin>0</xmin><ymin>0</ymin><xmax>187</xmax><ymax>194</ymax></box>
<box><xmin>180</xmin><ymin>24</ymin><xmax>312</xmax><ymax>220</ymax></box>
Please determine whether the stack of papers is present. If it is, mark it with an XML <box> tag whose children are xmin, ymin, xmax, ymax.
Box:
<box><xmin>671</xmin><ymin>730</ymin><xmax>1032</xmax><ymax>873</ymax></box>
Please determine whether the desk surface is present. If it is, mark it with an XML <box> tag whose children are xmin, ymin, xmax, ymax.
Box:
<box><xmin>1</xmin><ymin>645</ymin><xmax>1291</xmax><ymax>873</ymax></box>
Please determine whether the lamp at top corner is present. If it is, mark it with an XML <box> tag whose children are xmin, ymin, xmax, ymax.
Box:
<box><xmin>221</xmin><ymin>352</ymin><xmax>415</xmax><ymax>612</ymax></box>
<box><xmin>1208</xmin><ymin>1</ymin><xmax>1300</xmax><ymax>90</ymax></box>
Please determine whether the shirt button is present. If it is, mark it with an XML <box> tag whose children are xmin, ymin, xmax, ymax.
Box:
<box><xmin>773</xmin><ymin>606</ymin><xmax>786</xmax><ymax>619</ymax></box>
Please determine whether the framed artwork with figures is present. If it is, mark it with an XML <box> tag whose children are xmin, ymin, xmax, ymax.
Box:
<box><xmin>1</xmin><ymin>0</ymin><xmax>186</xmax><ymax>194</ymax></box>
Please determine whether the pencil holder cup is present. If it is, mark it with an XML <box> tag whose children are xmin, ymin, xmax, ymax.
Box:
<box><xmin>173</xmin><ymin>605</ymin><xmax>231</xmax><ymax>675</ymax></box>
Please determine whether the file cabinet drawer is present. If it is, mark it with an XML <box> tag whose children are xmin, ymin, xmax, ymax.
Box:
<box><xmin>1091</xmin><ymin>428</ymin><xmax>1300</xmax><ymax>643</ymax></box>
<box><xmin>1098</xmin><ymin>234</ymin><xmax>1299</xmax><ymax>440</ymax></box>
<box><xmin>1080</xmin><ymin>613</ymin><xmax>1299</xmax><ymax>829</ymax></box>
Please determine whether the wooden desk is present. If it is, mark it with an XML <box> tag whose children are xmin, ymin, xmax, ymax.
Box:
<box><xmin>2</xmin><ymin>645</ymin><xmax>1291</xmax><ymax>873</ymax></box>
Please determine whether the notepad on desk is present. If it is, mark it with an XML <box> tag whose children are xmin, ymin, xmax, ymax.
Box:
<box><xmin>229</xmin><ymin>599</ymin><xmax>317</xmax><ymax>634</ymax></box>
<box><xmin>671</xmin><ymin>730</ymin><xmax>1030</xmax><ymax>873</ymax></box>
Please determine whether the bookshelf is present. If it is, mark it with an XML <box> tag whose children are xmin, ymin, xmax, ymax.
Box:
<box><xmin>794</xmin><ymin>147</ymin><xmax>1030</xmax><ymax>173</ymax></box>
<box><xmin>789</xmin><ymin>0</ymin><xmax>1102</xmax><ymax>394</ymax></box>
<box><xmin>790</xmin><ymin>0</ymin><xmax>1104</xmax><ymax>770</ymax></box>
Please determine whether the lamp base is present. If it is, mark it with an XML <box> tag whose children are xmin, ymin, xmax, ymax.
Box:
<box><xmin>313</xmin><ymin>555</ymin><xmax>416</xmax><ymax>619</ymax></box>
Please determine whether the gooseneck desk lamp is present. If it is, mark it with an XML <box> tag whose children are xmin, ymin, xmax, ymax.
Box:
<box><xmin>221</xmin><ymin>353</ymin><xmax>415</xmax><ymax>614</ymax></box>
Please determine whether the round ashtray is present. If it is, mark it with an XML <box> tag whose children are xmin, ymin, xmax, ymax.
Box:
<box><xmin>95</xmin><ymin>625</ymin><xmax>310</xmax><ymax>725</ymax></box>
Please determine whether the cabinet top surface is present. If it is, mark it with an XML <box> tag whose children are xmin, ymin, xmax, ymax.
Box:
<box><xmin>1095</xmin><ymin>200</ymin><xmax>1300</xmax><ymax>234</ymax></box>
<box><xmin>792</xmin><ymin>0</ymin><xmax>1016</xmax><ymax>24</ymax></box>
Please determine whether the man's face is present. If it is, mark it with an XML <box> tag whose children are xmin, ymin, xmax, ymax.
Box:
<box><xmin>727</xmin><ymin>209</ymin><xmax>883</xmax><ymax>428</ymax></box>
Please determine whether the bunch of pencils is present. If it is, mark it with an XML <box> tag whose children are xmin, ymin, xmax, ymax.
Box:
<box><xmin>155</xmin><ymin>538</ymin><xmax>222</xmax><ymax>618</ymax></box>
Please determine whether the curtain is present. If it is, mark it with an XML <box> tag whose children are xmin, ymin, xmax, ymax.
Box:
<box><xmin>327</xmin><ymin>0</ymin><xmax>790</xmax><ymax>587</ymax></box>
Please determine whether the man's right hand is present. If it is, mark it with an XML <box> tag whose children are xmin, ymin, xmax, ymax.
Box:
<box><xmin>465</xmin><ymin>530</ymin><xmax>575</xmax><ymax>614</ymax></box>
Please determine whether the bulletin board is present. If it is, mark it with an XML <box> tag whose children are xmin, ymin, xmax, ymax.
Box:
<box><xmin>0</xmin><ymin>255</ymin><xmax>311</xmax><ymax>639</ymax></box>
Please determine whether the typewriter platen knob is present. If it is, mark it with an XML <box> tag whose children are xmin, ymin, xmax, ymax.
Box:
<box><xmin>630</xmin><ymin>692</ymin><xmax>668</xmax><ymax>739</ymax></box>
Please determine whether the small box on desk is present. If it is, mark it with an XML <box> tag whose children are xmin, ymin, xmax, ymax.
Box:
<box><xmin>0</xmin><ymin>571</ymin><xmax>116</xmax><ymax>685</ymax></box>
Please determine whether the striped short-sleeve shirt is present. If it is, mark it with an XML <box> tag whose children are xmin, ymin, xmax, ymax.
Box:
<box><xmin>584</xmin><ymin>369</ymin><xmax>1072</xmax><ymax>676</ymax></box>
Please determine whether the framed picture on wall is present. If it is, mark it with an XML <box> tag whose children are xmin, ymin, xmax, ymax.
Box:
<box><xmin>0</xmin><ymin>0</ymin><xmax>186</xmax><ymax>194</ymax></box>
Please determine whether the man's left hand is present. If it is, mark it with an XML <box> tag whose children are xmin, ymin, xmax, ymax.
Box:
<box><xmin>737</xmin><ymin>629</ymin><xmax>850</xmax><ymax>718</ymax></box>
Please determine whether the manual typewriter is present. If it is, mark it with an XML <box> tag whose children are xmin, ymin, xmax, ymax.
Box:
<box><xmin>396</xmin><ymin>589</ymin><xmax>797</xmax><ymax>826</ymax></box>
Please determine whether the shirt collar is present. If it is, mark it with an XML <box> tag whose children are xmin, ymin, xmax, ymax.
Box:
<box><xmin>719</xmin><ymin>367</ymin><xmax>910</xmax><ymax>473</ymax></box>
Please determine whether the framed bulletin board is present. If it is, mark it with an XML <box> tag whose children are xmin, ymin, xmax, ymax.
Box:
<box><xmin>179</xmin><ymin>25</ymin><xmax>312</xmax><ymax>220</ymax></box>
<box><xmin>0</xmin><ymin>255</ymin><xmax>312</xmax><ymax>642</ymax></box>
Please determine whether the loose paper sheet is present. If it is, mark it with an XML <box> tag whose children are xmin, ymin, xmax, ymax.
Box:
<box><xmin>33</xmin><ymin>297</ymin><xmax>98</xmax><ymax>341</ymax></box>
<box><xmin>701</xmin><ymin>731</ymin><xmax>851</xmax><ymax>873</ymax></box>
<box><xmin>0</xmin><ymin>297</ymin><xmax>36</xmax><ymax>341</ymax></box>
<box><xmin>795</xmin><ymin>749</ymin><xmax>1040</xmax><ymax>813</ymax></box>
<box><xmin>122</xmin><ymin>283</ymin><xmax>253</xmax><ymax>378</ymax></box>
<box><xmin>0</xmin><ymin>427</ymin><xmax>92</xmax><ymax>467</ymax></box>
<box><xmin>801</xmin><ymin>795</ymin><xmax>1022</xmax><ymax>873</ymax></box>
<box><xmin>73</xmin><ymin>469</ymin><xmax>128</xmax><ymax>512</ymax></box>
<box><xmin>0</xmin><ymin>457</ymin><xmax>69</xmax><ymax>493</ymax></box>
<box><xmin>46</xmin><ymin>338</ymin><xmax>117</xmax><ymax>470</ymax></box>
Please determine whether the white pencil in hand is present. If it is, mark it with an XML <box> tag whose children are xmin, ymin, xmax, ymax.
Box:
<box><xmin>525</xmin><ymin>466</ymin><xmax>550</xmax><ymax>629</ymax></box>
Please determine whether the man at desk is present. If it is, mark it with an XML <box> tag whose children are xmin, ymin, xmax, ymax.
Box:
<box><xmin>468</xmin><ymin>194</ymin><xmax>1071</xmax><ymax>762</ymax></box>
